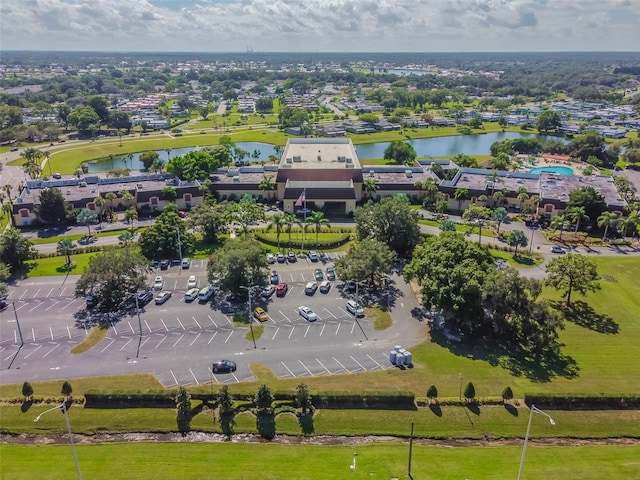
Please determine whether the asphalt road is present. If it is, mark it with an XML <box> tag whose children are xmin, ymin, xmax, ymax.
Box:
<box><xmin>0</xmin><ymin>254</ymin><xmax>425</xmax><ymax>387</ymax></box>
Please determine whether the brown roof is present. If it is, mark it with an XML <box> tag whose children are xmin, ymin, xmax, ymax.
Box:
<box><xmin>276</xmin><ymin>168</ymin><xmax>363</xmax><ymax>183</ymax></box>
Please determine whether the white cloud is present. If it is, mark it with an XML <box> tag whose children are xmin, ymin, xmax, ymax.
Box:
<box><xmin>0</xmin><ymin>0</ymin><xmax>637</xmax><ymax>51</ymax></box>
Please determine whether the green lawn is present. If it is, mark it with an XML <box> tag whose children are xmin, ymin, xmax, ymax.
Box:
<box><xmin>1</xmin><ymin>443</ymin><xmax>638</xmax><ymax>480</ymax></box>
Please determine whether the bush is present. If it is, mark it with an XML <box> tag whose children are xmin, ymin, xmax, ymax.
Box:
<box><xmin>524</xmin><ymin>393</ymin><xmax>640</xmax><ymax>410</ymax></box>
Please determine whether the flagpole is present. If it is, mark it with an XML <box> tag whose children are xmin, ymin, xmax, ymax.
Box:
<box><xmin>301</xmin><ymin>188</ymin><xmax>306</xmax><ymax>254</ymax></box>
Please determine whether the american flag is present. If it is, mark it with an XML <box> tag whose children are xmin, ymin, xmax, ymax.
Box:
<box><xmin>295</xmin><ymin>189</ymin><xmax>306</xmax><ymax>207</ymax></box>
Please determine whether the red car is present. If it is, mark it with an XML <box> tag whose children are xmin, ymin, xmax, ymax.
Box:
<box><xmin>276</xmin><ymin>282</ymin><xmax>288</xmax><ymax>297</ymax></box>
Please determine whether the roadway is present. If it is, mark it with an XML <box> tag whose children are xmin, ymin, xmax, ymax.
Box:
<box><xmin>0</xmin><ymin>253</ymin><xmax>425</xmax><ymax>387</ymax></box>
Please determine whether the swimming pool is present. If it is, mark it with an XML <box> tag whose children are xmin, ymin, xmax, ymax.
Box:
<box><xmin>529</xmin><ymin>166</ymin><xmax>574</xmax><ymax>175</ymax></box>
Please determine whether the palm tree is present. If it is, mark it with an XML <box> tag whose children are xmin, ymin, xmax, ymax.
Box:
<box><xmin>2</xmin><ymin>202</ymin><xmax>16</xmax><ymax>227</ymax></box>
<box><xmin>597</xmin><ymin>211</ymin><xmax>619</xmax><ymax>240</ymax></box>
<box><xmin>124</xmin><ymin>206</ymin><xmax>138</xmax><ymax>224</ymax></box>
<box><xmin>23</xmin><ymin>162</ymin><xmax>42</xmax><ymax>180</ymax></box>
<box><xmin>3</xmin><ymin>184</ymin><xmax>13</xmax><ymax>203</ymax></box>
<box><xmin>258</xmin><ymin>175</ymin><xmax>276</xmax><ymax>202</ymax></box>
<box><xmin>119</xmin><ymin>189</ymin><xmax>134</xmax><ymax>207</ymax></box>
<box><xmin>550</xmin><ymin>214</ymin><xmax>570</xmax><ymax>240</ymax></box>
<box><xmin>56</xmin><ymin>239</ymin><xmax>76</xmax><ymax>269</ymax></box>
<box><xmin>125</xmin><ymin>153</ymin><xmax>134</xmax><ymax>171</ymax></box>
<box><xmin>363</xmin><ymin>177</ymin><xmax>379</xmax><ymax>200</ymax></box>
<box><xmin>93</xmin><ymin>195</ymin><xmax>104</xmax><ymax>226</ymax></box>
<box><xmin>566</xmin><ymin>206</ymin><xmax>589</xmax><ymax>233</ymax></box>
<box><xmin>492</xmin><ymin>190</ymin><xmax>504</xmax><ymax>208</ymax></box>
<box><xmin>267</xmin><ymin>212</ymin><xmax>286</xmax><ymax>251</ymax></box>
<box><xmin>454</xmin><ymin>187</ymin><xmax>468</xmax><ymax>212</ymax></box>
<box><xmin>284</xmin><ymin>213</ymin><xmax>297</xmax><ymax>247</ymax></box>
<box><xmin>478</xmin><ymin>194</ymin><xmax>488</xmax><ymax>206</ymax></box>
<box><xmin>307</xmin><ymin>211</ymin><xmax>330</xmax><ymax>246</ymax></box>
<box><xmin>530</xmin><ymin>195</ymin><xmax>541</xmax><ymax>217</ymax></box>
<box><xmin>516</xmin><ymin>187</ymin><xmax>529</xmax><ymax>211</ymax></box>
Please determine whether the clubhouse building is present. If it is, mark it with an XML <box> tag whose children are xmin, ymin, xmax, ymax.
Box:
<box><xmin>10</xmin><ymin>138</ymin><xmax>627</xmax><ymax>227</ymax></box>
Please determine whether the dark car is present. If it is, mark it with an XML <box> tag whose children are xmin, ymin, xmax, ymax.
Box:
<box><xmin>159</xmin><ymin>259</ymin><xmax>170</xmax><ymax>270</ymax></box>
<box><xmin>276</xmin><ymin>252</ymin><xmax>286</xmax><ymax>263</ymax></box>
<box><xmin>270</xmin><ymin>270</ymin><xmax>279</xmax><ymax>285</ymax></box>
<box><xmin>287</xmin><ymin>251</ymin><xmax>297</xmax><ymax>262</ymax></box>
<box><xmin>326</xmin><ymin>267</ymin><xmax>336</xmax><ymax>281</ymax></box>
<box><xmin>136</xmin><ymin>290</ymin><xmax>154</xmax><ymax>305</ymax></box>
<box><xmin>0</xmin><ymin>299</ymin><xmax>8</xmax><ymax>311</ymax></box>
<box><xmin>85</xmin><ymin>295</ymin><xmax>97</xmax><ymax>308</ymax></box>
<box><xmin>212</xmin><ymin>359</ymin><xmax>237</xmax><ymax>373</ymax></box>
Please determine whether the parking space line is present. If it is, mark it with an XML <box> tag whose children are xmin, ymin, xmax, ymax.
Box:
<box><xmin>28</xmin><ymin>302</ymin><xmax>43</xmax><ymax>313</ymax></box>
<box><xmin>335</xmin><ymin>323</ymin><xmax>341</xmax><ymax>335</ymax></box>
<box><xmin>5</xmin><ymin>351</ymin><xmax>17</xmax><ymax>361</ymax></box>
<box><xmin>62</xmin><ymin>300</ymin><xmax>76</xmax><ymax>309</ymax></box>
<box><xmin>46</xmin><ymin>288</ymin><xmax>54</xmax><ymax>298</ymax></box>
<box><xmin>176</xmin><ymin>317</ymin><xmax>185</xmax><ymax>330</ymax></box>
<box><xmin>19</xmin><ymin>290</ymin><xmax>28</xmax><ymax>300</ymax></box>
<box><xmin>319</xmin><ymin>324</ymin><xmax>326</xmax><ymax>336</ymax></box>
<box><xmin>207</xmin><ymin>332</ymin><xmax>218</xmax><ymax>345</ymax></box>
<box><xmin>154</xmin><ymin>335</ymin><xmax>167</xmax><ymax>349</ymax></box>
<box><xmin>169</xmin><ymin>370</ymin><xmax>178</xmax><ymax>387</ymax></box>
<box><xmin>23</xmin><ymin>345</ymin><xmax>42</xmax><ymax>359</ymax></box>
<box><xmin>350</xmin><ymin>321</ymin><xmax>356</xmax><ymax>334</ymax></box>
<box><xmin>323</xmin><ymin>308</ymin><xmax>337</xmax><ymax>319</ymax></box>
<box><xmin>14</xmin><ymin>303</ymin><xmax>27</xmax><ymax>312</ymax></box>
<box><xmin>271</xmin><ymin>327</ymin><xmax>279</xmax><ymax>340</ymax></box>
<box><xmin>49</xmin><ymin>326</ymin><xmax>54</xmax><ymax>341</ymax></box>
<box><xmin>31</xmin><ymin>328</ymin><xmax>35</xmax><ymax>342</ymax></box>
<box><xmin>160</xmin><ymin>319</ymin><xmax>169</xmax><ymax>331</ymax></box>
<box><xmin>189</xmin><ymin>368</ymin><xmax>199</xmax><ymax>385</ymax></box>
<box><xmin>367</xmin><ymin>354</ymin><xmax>382</xmax><ymax>368</ymax></box>
<box><xmin>128</xmin><ymin>321</ymin><xmax>135</xmax><ymax>334</ymax></box>
<box><xmin>298</xmin><ymin>360</ymin><xmax>313</xmax><ymax>376</ymax></box>
<box><xmin>280</xmin><ymin>361</ymin><xmax>296</xmax><ymax>378</ymax></box>
<box><xmin>45</xmin><ymin>300</ymin><xmax>60</xmax><ymax>311</ymax></box>
<box><xmin>14</xmin><ymin>331</ymin><xmax>17</xmax><ymax>343</ymax></box>
<box><xmin>333</xmin><ymin>357</ymin><xmax>350</xmax><ymax>373</ymax></box>
<box><xmin>43</xmin><ymin>344</ymin><xmax>60</xmax><ymax>358</ymax></box>
<box><xmin>223</xmin><ymin>315</ymin><xmax>233</xmax><ymax>326</ymax></box>
<box><xmin>208</xmin><ymin>315</ymin><xmax>217</xmax><ymax>328</ymax></box>
<box><xmin>288</xmin><ymin>326</ymin><xmax>295</xmax><ymax>339</ymax></box>
<box><xmin>349</xmin><ymin>355</ymin><xmax>366</xmax><ymax>372</ymax></box>
<box><xmin>140</xmin><ymin>337</ymin><xmax>150</xmax><ymax>349</ymax></box>
<box><xmin>192</xmin><ymin>316</ymin><xmax>201</xmax><ymax>329</ymax></box>
<box><xmin>190</xmin><ymin>333</ymin><xmax>201</xmax><ymax>346</ymax></box>
<box><xmin>33</xmin><ymin>289</ymin><xmax>41</xmax><ymax>298</ymax></box>
<box><xmin>100</xmin><ymin>339</ymin><xmax>115</xmax><ymax>353</ymax></box>
<box><xmin>304</xmin><ymin>325</ymin><xmax>310</xmax><ymax>337</ymax></box>
<box><xmin>172</xmin><ymin>334</ymin><xmax>184</xmax><ymax>347</ymax></box>
<box><xmin>111</xmin><ymin>323</ymin><xmax>118</xmax><ymax>335</ymax></box>
<box><xmin>279</xmin><ymin>311</ymin><xmax>292</xmax><ymax>323</ymax></box>
<box><xmin>208</xmin><ymin>367</ymin><xmax>218</xmax><ymax>384</ymax></box>
<box><xmin>230</xmin><ymin>372</ymin><xmax>239</xmax><ymax>383</ymax></box>
<box><xmin>316</xmin><ymin>358</ymin><xmax>332</xmax><ymax>374</ymax></box>
<box><xmin>224</xmin><ymin>331</ymin><xmax>233</xmax><ymax>343</ymax></box>
<box><xmin>66</xmin><ymin>325</ymin><xmax>72</xmax><ymax>339</ymax></box>
<box><xmin>144</xmin><ymin>319</ymin><xmax>152</xmax><ymax>333</ymax></box>
<box><xmin>120</xmin><ymin>338</ymin><xmax>134</xmax><ymax>351</ymax></box>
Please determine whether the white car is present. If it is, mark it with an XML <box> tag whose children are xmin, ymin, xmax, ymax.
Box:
<box><xmin>187</xmin><ymin>275</ymin><xmax>198</xmax><ymax>289</ymax></box>
<box><xmin>298</xmin><ymin>306</ymin><xmax>318</xmax><ymax>322</ymax></box>
<box><xmin>184</xmin><ymin>288</ymin><xmax>200</xmax><ymax>302</ymax></box>
<box><xmin>266</xmin><ymin>253</ymin><xmax>276</xmax><ymax>264</ymax></box>
<box><xmin>346</xmin><ymin>299</ymin><xmax>365</xmax><ymax>317</ymax></box>
<box><xmin>153</xmin><ymin>276</ymin><xmax>164</xmax><ymax>290</ymax></box>
<box><xmin>197</xmin><ymin>285</ymin><xmax>215</xmax><ymax>302</ymax></box>
<box><xmin>551</xmin><ymin>246</ymin><xmax>565</xmax><ymax>254</ymax></box>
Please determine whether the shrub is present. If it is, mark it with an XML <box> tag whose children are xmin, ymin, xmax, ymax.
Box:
<box><xmin>22</xmin><ymin>382</ymin><xmax>34</xmax><ymax>401</ymax></box>
<box><xmin>426</xmin><ymin>385</ymin><xmax>438</xmax><ymax>404</ymax></box>
<box><xmin>463</xmin><ymin>382</ymin><xmax>476</xmax><ymax>403</ymax></box>
<box><xmin>502</xmin><ymin>386</ymin><xmax>514</xmax><ymax>403</ymax></box>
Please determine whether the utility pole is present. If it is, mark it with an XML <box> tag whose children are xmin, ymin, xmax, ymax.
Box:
<box><xmin>135</xmin><ymin>293</ymin><xmax>143</xmax><ymax>358</ymax></box>
<box><xmin>408</xmin><ymin>422</ymin><xmax>414</xmax><ymax>479</ymax></box>
<box><xmin>12</xmin><ymin>302</ymin><xmax>24</xmax><ymax>346</ymax></box>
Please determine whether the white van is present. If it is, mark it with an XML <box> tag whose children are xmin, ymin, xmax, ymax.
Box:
<box><xmin>346</xmin><ymin>299</ymin><xmax>364</xmax><ymax>317</ymax></box>
<box><xmin>197</xmin><ymin>285</ymin><xmax>215</xmax><ymax>302</ymax></box>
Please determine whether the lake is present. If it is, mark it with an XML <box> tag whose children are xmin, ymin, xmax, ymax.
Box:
<box><xmin>87</xmin><ymin>133</ymin><xmax>565</xmax><ymax>172</ymax></box>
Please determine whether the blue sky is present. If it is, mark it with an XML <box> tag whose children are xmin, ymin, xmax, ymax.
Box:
<box><xmin>1</xmin><ymin>0</ymin><xmax>638</xmax><ymax>52</ymax></box>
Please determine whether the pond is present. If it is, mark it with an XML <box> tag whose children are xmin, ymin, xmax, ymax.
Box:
<box><xmin>353</xmin><ymin>132</ymin><xmax>567</xmax><ymax>159</ymax></box>
<box><xmin>87</xmin><ymin>133</ymin><xmax>567</xmax><ymax>172</ymax></box>
<box><xmin>87</xmin><ymin>142</ymin><xmax>280</xmax><ymax>172</ymax></box>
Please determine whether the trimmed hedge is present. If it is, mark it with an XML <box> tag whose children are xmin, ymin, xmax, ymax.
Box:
<box><xmin>415</xmin><ymin>396</ymin><xmax>504</xmax><ymax>407</ymax></box>
<box><xmin>524</xmin><ymin>393</ymin><xmax>640</xmax><ymax>410</ymax></box>
<box><xmin>254</xmin><ymin>232</ymin><xmax>351</xmax><ymax>250</ymax></box>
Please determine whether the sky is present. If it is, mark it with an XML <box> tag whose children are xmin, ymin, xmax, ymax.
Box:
<box><xmin>1</xmin><ymin>0</ymin><xmax>639</xmax><ymax>53</ymax></box>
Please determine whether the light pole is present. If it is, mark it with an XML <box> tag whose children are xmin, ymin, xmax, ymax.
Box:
<box><xmin>352</xmin><ymin>281</ymin><xmax>368</xmax><ymax>341</ymax></box>
<box><xmin>528</xmin><ymin>227</ymin><xmax>535</xmax><ymax>256</ymax></box>
<box><xmin>135</xmin><ymin>292</ymin><xmax>143</xmax><ymax>358</ymax></box>
<box><xmin>240</xmin><ymin>283</ymin><xmax>257</xmax><ymax>349</ymax></box>
<box><xmin>517</xmin><ymin>404</ymin><xmax>556</xmax><ymax>480</ymax></box>
<box><xmin>34</xmin><ymin>403</ymin><xmax>82</xmax><ymax>480</ymax></box>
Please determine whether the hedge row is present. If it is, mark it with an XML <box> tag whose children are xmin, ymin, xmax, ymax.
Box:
<box><xmin>37</xmin><ymin>243</ymin><xmax>120</xmax><ymax>259</ymax></box>
<box><xmin>415</xmin><ymin>396</ymin><xmax>505</xmax><ymax>407</ymax></box>
<box><xmin>254</xmin><ymin>232</ymin><xmax>351</xmax><ymax>250</ymax></box>
<box><xmin>524</xmin><ymin>393</ymin><xmax>640</xmax><ymax>410</ymax></box>
<box><xmin>83</xmin><ymin>390</ymin><xmax>415</xmax><ymax>409</ymax></box>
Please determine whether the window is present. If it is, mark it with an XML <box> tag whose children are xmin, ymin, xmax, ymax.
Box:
<box><xmin>184</xmin><ymin>193</ymin><xmax>192</xmax><ymax>202</ymax></box>
<box><xmin>20</xmin><ymin>209</ymin><xmax>30</xmax><ymax>218</ymax></box>
<box><xmin>150</xmin><ymin>197</ymin><xmax>158</xmax><ymax>205</ymax></box>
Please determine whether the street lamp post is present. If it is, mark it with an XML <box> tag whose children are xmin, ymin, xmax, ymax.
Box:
<box><xmin>352</xmin><ymin>281</ymin><xmax>368</xmax><ymax>341</ymax></box>
<box><xmin>517</xmin><ymin>404</ymin><xmax>556</xmax><ymax>480</ymax></box>
<box><xmin>34</xmin><ymin>403</ymin><xmax>82</xmax><ymax>480</ymax></box>
<box><xmin>135</xmin><ymin>292</ymin><xmax>143</xmax><ymax>358</ymax></box>
<box><xmin>240</xmin><ymin>283</ymin><xmax>257</xmax><ymax>349</ymax></box>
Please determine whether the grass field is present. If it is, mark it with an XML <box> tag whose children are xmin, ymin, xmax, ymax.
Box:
<box><xmin>1</xmin><ymin>442</ymin><xmax>638</xmax><ymax>480</ymax></box>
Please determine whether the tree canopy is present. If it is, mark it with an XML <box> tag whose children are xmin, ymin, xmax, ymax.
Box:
<box><xmin>0</xmin><ymin>227</ymin><xmax>36</xmax><ymax>271</ymax></box>
<box><xmin>138</xmin><ymin>206</ymin><xmax>195</xmax><ymax>260</ymax></box>
<box><xmin>206</xmin><ymin>238</ymin><xmax>268</xmax><ymax>297</ymax></box>
<box><xmin>334</xmin><ymin>237</ymin><xmax>395</xmax><ymax>288</ymax></box>
<box><xmin>545</xmin><ymin>254</ymin><xmax>600</xmax><ymax>307</ymax></box>
<box><xmin>166</xmin><ymin>146</ymin><xmax>231</xmax><ymax>181</ymax></box>
<box><xmin>383</xmin><ymin>140</ymin><xmax>417</xmax><ymax>165</ymax></box>
<box><xmin>35</xmin><ymin>188</ymin><xmax>71</xmax><ymax>225</ymax></box>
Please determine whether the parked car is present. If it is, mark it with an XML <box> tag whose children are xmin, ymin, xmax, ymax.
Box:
<box><xmin>305</xmin><ymin>281</ymin><xmax>318</xmax><ymax>295</ymax></box>
<box><xmin>253</xmin><ymin>306</ymin><xmax>269</xmax><ymax>322</ymax></box>
<box><xmin>551</xmin><ymin>246</ymin><xmax>565</xmax><ymax>254</ymax></box>
<box><xmin>198</xmin><ymin>285</ymin><xmax>215</xmax><ymax>302</ymax></box>
<box><xmin>298</xmin><ymin>306</ymin><xmax>318</xmax><ymax>322</ymax></box>
<box><xmin>159</xmin><ymin>259</ymin><xmax>170</xmax><ymax>270</ymax></box>
<box><xmin>187</xmin><ymin>275</ymin><xmax>198</xmax><ymax>289</ymax></box>
<box><xmin>212</xmin><ymin>359</ymin><xmax>237</xmax><ymax>373</ymax></box>
<box><xmin>346</xmin><ymin>299</ymin><xmax>365</xmax><ymax>317</ymax></box>
<box><xmin>270</xmin><ymin>270</ymin><xmax>279</xmax><ymax>285</ymax></box>
<box><xmin>287</xmin><ymin>251</ymin><xmax>297</xmax><ymax>262</ymax></box>
<box><xmin>184</xmin><ymin>288</ymin><xmax>200</xmax><ymax>302</ymax></box>
<box><xmin>136</xmin><ymin>290</ymin><xmax>154</xmax><ymax>305</ymax></box>
<box><xmin>266</xmin><ymin>253</ymin><xmax>276</xmax><ymax>264</ymax></box>
<box><xmin>0</xmin><ymin>299</ymin><xmax>8</xmax><ymax>311</ymax></box>
<box><xmin>155</xmin><ymin>291</ymin><xmax>172</xmax><ymax>305</ymax></box>
<box><xmin>314</xmin><ymin>268</ymin><xmax>324</xmax><ymax>281</ymax></box>
<box><xmin>319</xmin><ymin>280</ymin><xmax>331</xmax><ymax>293</ymax></box>
<box><xmin>85</xmin><ymin>295</ymin><xmax>96</xmax><ymax>308</ymax></box>
<box><xmin>344</xmin><ymin>280</ymin><xmax>357</xmax><ymax>292</ymax></box>
<box><xmin>261</xmin><ymin>285</ymin><xmax>276</xmax><ymax>298</ymax></box>
<box><xmin>153</xmin><ymin>276</ymin><xmax>164</xmax><ymax>290</ymax></box>
<box><xmin>308</xmin><ymin>250</ymin><xmax>319</xmax><ymax>262</ymax></box>
<box><xmin>181</xmin><ymin>258</ymin><xmax>191</xmax><ymax>269</ymax></box>
<box><xmin>52</xmin><ymin>172</ymin><xmax>62</xmax><ymax>179</ymax></box>
<box><xmin>326</xmin><ymin>267</ymin><xmax>336</xmax><ymax>281</ymax></box>
<box><xmin>277</xmin><ymin>252</ymin><xmax>286</xmax><ymax>263</ymax></box>
<box><xmin>276</xmin><ymin>282</ymin><xmax>288</xmax><ymax>297</ymax></box>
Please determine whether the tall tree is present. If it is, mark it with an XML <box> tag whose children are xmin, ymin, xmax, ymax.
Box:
<box><xmin>76</xmin><ymin>208</ymin><xmax>98</xmax><ymax>235</ymax></box>
<box><xmin>454</xmin><ymin>188</ymin><xmax>468</xmax><ymax>212</ymax></box>
<box><xmin>362</xmin><ymin>177</ymin><xmax>379</xmax><ymax>200</ymax></box>
<box><xmin>56</xmin><ymin>239</ymin><xmax>76</xmax><ymax>267</ymax></box>
<box><xmin>35</xmin><ymin>188</ymin><xmax>70</xmax><ymax>225</ymax></box>
<box><xmin>258</xmin><ymin>175</ymin><xmax>276</xmax><ymax>201</ymax></box>
<box><xmin>255</xmin><ymin>384</ymin><xmax>274</xmax><ymax>412</ymax></box>
<box><xmin>383</xmin><ymin>140</ymin><xmax>417</xmax><ymax>165</ymax></box>
<box><xmin>507</xmin><ymin>229</ymin><xmax>528</xmax><ymax>256</ymax></box>
<box><xmin>545</xmin><ymin>254</ymin><xmax>599</xmax><ymax>307</ymax></box>
<box><xmin>493</xmin><ymin>207</ymin><xmax>509</xmax><ymax>234</ymax></box>
<box><xmin>306</xmin><ymin>211</ymin><xmax>330</xmax><ymax>246</ymax></box>
<box><xmin>266</xmin><ymin>212</ymin><xmax>287</xmax><ymax>251</ymax></box>
<box><xmin>206</xmin><ymin>238</ymin><xmax>268</xmax><ymax>297</ymax></box>
<box><xmin>597</xmin><ymin>211</ymin><xmax>620</xmax><ymax>240</ymax></box>
<box><xmin>139</xmin><ymin>207</ymin><xmax>194</xmax><ymax>260</ymax></box>
<box><xmin>334</xmin><ymin>237</ymin><xmax>395</xmax><ymax>288</ymax></box>
<box><xmin>0</xmin><ymin>228</ymin><xmax>36</xmax><ymax>271</ymax></box>
<box><xmin>536</xmin><ymin>110</ymin><xmax>561</xmax><ymax>133</ymax></box>
<box><xmin>175</xmin><ymin>386</ymin><xmax>192</xmax><ymax>436</ymax></box>
<box><xmin>565</xmin><ymin>206</ymin><xmax>589</xmax><ymax>233</ymax></box>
